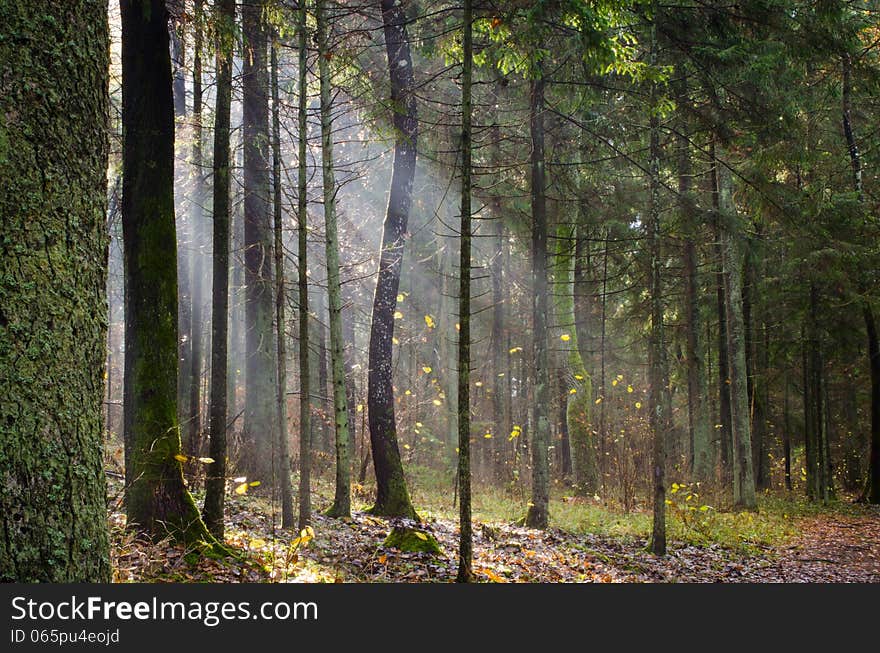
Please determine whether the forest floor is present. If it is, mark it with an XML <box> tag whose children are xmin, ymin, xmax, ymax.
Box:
<box><xmin>107</xmin><ymin>470</ymin><xmax>880</xmax><ymax>583</ymax></box>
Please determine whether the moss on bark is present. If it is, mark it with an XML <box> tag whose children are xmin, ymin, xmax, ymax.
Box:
<box><xmin>0</xmin><ymin>0</ymin><xmax>111</xmax><ymax>582</ymax></box>
<box><xmin>383</xmin><ymin>527</ymin><xmax>442</xmax><ymax>554</ymax></box>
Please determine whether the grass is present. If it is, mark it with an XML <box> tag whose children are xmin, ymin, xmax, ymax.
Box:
<box><xmin>395</xmin><ymin>464</ymin><xmax>874</xmax><ymax>554</ymax></box>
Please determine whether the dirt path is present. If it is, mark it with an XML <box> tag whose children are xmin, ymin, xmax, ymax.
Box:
<box><xmin>769</xmin><ymin>511</ymin><xmax>880</xmax><ymax>582</ymax></box>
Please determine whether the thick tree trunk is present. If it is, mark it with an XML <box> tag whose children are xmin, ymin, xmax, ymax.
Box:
<box><xmin>242</xmin><ymin>0</ymin><xmax>278</xmax><ymax>487</ymax></box>
<box><xmin>202</xmin><ymin>0</ymin><xmax>235</xmax><ymax>539</ymax></box>
<box><xmin>120</xmin><ymin>0</ymin><xmax>214</xmax><ymax>544</ymax></box>
<box><xmin>271</xmin><ymin>37</ymin><xmax>295</xmax><ymax>528</ymax></box>
<box><xmin>296</xmin><ymin>0</ymin><xmax>312</xmax><ymax>529</ymax></box>
<box><xmin>0</xmin><ymin>0</ymin><xmax>111</xmax><ymax>581</ymax></box>
<box><xmin>525</xmin><ymin>69</ymin><xmax>551</xmax><ymax>530</ymax></box>
<box><xmin>366</xmin><ymin>0</ymin><xmax>418</xmax><ymax>519</ymax></box>
<box><xmin>317</xmin><ymin>0</ymin><xmax>352</xmax><ymax>519</ymax></box>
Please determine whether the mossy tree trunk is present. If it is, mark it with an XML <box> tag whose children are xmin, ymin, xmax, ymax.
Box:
<box><xmin>366</xmin><ymin>0</ymin><xmax>418</xmax><ymax>520</ymax></box>
<box><xmin>317</xmin><ymin>0</ymin><xmax>351</xmax><ymax>519</ymax></box>
<box><xmin>242</xmin><ymin>0</ymin><xmax>278</xmax><ymax>487</ymax></box>
<box><xmin>0</xmin><ymin>0</ymin><xmax>111</xmax><ymax>581</ymax></box>
<box><xmin>120</xmin><ymin>0</ymin><xmax>214</xmax><ymax>545</ymax></box>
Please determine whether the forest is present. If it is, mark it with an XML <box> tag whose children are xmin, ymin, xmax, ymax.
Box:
<box><xmin>1</xmin><ymin>0</ymin><xmax>879</xmax><ymax>585</ymax></box>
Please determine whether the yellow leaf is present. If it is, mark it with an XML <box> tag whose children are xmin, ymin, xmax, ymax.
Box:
<box><xmin>174</xmin><ymin>454</ymin><xmax>189</xmax><ymax>463</ymax></box>
<box><xmin>250</xmin><ymin>538</ymin><xmax>267</xmax><ymax>549</ymax></box>
<box><xmin>455</xmin><ymin>323</ymin><xmax>460</xmax><ymax>331</ymax></box>
<box><xmin>394</xmin><ymin>311</ymin><xmax>403</xmax><ymax>320</ymax></box>
<box><xmin>235</xmin><ymin>482</ymin><xmax>249</xmax><ymax>495</ymax></box>
<box><xmin>378</xmin><ymin>554</ymin><xmax>387</xmax><ymax>564</ymax></box>
<box><xmin>560</xmin><ymin>334</ymin><xmax>571</xmax><ymax>341</ymax></box>
<box><xmin>197</xmin><ymin>457</ymin><xmax>215</xmax><ymax>464</ymax></box>
<box><xmin>422</xmin><ymin>366</ymin><xmax>432</xmax><ymax>373</ymax></box>
<box><xmin>627</xmin><ymin>385</ymin><xmax>633</xmax><ymax>393</ymax></box>
<box><xmin>415</xmin><ymin>422</ymin><xmax>423</xmax><ymax>427</ymax></box>
<box><xmin>397</xmin><ymin>293</ymin><xmax>405</xmax><ymax>302</ymax></box>
<box><xmin>424</xmin><ymin>315</ymin><xmax>436</xmax><ymax>329</ymax></box>
<box><xmin>569</xmin><ymin>388</ymin><xmax>577</xmax><ymax>394</ymax></box>
<box><xmin>612</xmin><ymin>379</ymin><xmax>618</xmax><ymax>387</ymax></box>
<box><xmin>414</xmin><ymin>531</ymin><xmax>428</xmax><ymax>541</ymax></box>
<box><xmin>475</xmin><ymin>381</ymin><xmax>483</xmax><ymax>387</ymax></box>
<box><xmin>432</xmin><ymin>399</ymin><xmax>442</xmax><ymax>406</ymax></box>
<box><xmin>484</xmin><ymin>433</ymin><xmax>492</xmax><ymax>439</ymax></box>
<box><xmin>403</xmin><ymin>444</ymin><xmax>410</xmax><ymax>450</ymax></box>
<box><xmin>233</xmin><ymin>476</ymin><xmax>247</xmax><ymax>483</ymax></box>
<box><xmin>404</xmin><ymin>389</ymin><xmax>412</xmax><ymax>396</ymax></box>
<box><xmin>509</xmin><ymin>346</ymin><xmax>523</xmax><ymax>354</ymax></box>
<box><xmin>635</xmin><ymin>402</ymin><xmax>642</xmax><ymax>409</ymax></box>
<box><xmin>249</xmin><ymin>480</ymin><xmax>261</xmax><ymax>487</ymax></box>
<box><xmin>616</xmin><ymin>374</ymin><xmax>623</xmax><ymax>381</ymax></box>
<box><xmin>392</xmin><ymin>337</ymin><xmax>400</xmax><ymax>345</ymax></box>
<box><xmin>574</xmin><ymin>374</ymin><xmax>584</xmax><ymax>380</ymax></box>
<box><xmin>357</xmin><ymin>404</ymin><xmax>364</xmax><ymax>412</ymax></box>
<box><xmin>595</xmin><ymin>397</ymin><xmax>602</xmax><ymax>404</ymax></box>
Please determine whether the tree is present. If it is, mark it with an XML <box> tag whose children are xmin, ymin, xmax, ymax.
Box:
<box><xmin>525</xmin><ymin>58</ymin><xmax>550</xmax><ymax>530</ymax></box>
<box><xmin>271</xmin><ymin>33</ymin><xmax>295</xmax><ymax>528</ymax></box>
<box><xmin>366</xmin><ymin>0</ymin><xmax>419</xmax><ymax>519</ymax></box>
<box><xmin>120</xmin><ymin>0</ymin><xmax>214</xmax><ymax>544</ymax></box>
<box><xmin>296</xmin><ymin>0</ymin><xmax>312</xmax><ymax>529</ymax></box>
<box><xmin>317</xmin><ymin>0</ymin><xmax>352</xmax><ymax>519</ymax></box>
<box><xmin>647</xmin><ymin>7</ymin><xmax>668</xmax><ymax>555</ymax></box>
<box><xmin>456</xmin><ymin>0</ymin><xmax>474</xmax><ymax>583</ymax></box>
<box><xmin>203</xmin><ymin>0</ymin><xmax>235</xmax><ymax>539</ymax></box>
<box><xmin>242</xmin><ymin>0</ymin><xmax>279</xmax><ymax>487</ymax></box>
<box><xmin>0</xmin><ymin>0</ymin><xmax>111</xmax><ymax>581</ymax></box>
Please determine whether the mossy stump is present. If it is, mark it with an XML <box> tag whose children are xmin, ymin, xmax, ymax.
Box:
<box><xmin>383</xmin><ymin>527</ymin><xmax>442</xmax><ymax>554</ymax></box>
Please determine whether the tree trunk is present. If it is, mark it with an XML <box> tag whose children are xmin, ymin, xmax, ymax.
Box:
<box><xmin>525</xmin><ymin>68</ymin><xmax>550</xmax><ymax>530</ymax></box>
<box><xmin>647</xmin><ymin>25</ymin><xmax>668</xmax><ymax>553</ymax></box>
<box><xmin>456</xmin><ymin>0</ymin><xmax>474</xmax><ymax>582</ymax></box>
<box><xmin>553</xmin><ymin>223</ymin><xmax>596</xmax><ymax>495</ymax></box>
<box><xmin>317</xmin><ymin>0</ymin><xmax>352</xmax><ymax>519</ymax></box>
<box><xmin>0</xmin><ymin>0</ymin><xmax>111</xmax><ymax>581</ymax></box>
<box><xmin>242</xmin><ymin>0</ymin><xmax>278</xmax><ymax>486</ymax></box>
<box><xmin>202</xmin><ymin>0</ymin><xmax>235</xmax><ymax>539</ymax></box>
<box><xmin>271</xmin><ymin>36</ymin><xmax>295</xmax><ymax>528</ymax></box>
<box><xmin>366</xmin><ymin>0</ymin><xmax>418</xmax><ymax>519</ymax></box>
<box><xmin>296</xmin><ymin>0</ymin><xmax>312</xmax><ymax>529</ymax></box>
<box><xmin>120</xmin><ymin>0</ymin><xmax>214</xmax><ymax>545</ymax></box>
<box><xmin>719</xmin><ymin>164</ymin><xmax>757</xmax><ymax>511</ymax></box>
<box><xmin>677</xmin><ymin>77</ymin><xmax>712</xmax><ymax>481</ymax></box>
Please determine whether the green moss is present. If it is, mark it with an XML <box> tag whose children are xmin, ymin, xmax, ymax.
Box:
<box><xmin>383</xmin><ymin>526</ymin><xmax>442</xmax><ymax>554</ymax></box>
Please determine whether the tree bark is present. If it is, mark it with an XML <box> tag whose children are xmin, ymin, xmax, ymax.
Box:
<box><xmin>366</xmin><ymin>0</ymin><xmax>418</xmax><ymax>519</ymax></box>
<box><xmin>202</xmin><ymin>0</ymin><xmax>235</xmax><ymax>539</ymax></box>
<box><xmin>0</xmin><ymin>0</ymin><xmax>111</xmax><ymax>581</ymax></box>
<box><xmin>242</xmin><ymin>0</ymin><xmax>278</xmax><ymax>487</ymax></box>
<box><xmin>456</xmin><ymin>0</ymin><xmax>474</xmax><ymax>582</ymax></box>
<box><xmin>271</xmin><ymin>36</ymin><xmax>295</xmax><ymax>528</ymax></box>
<box><xmin>317</xmin><ymin>0</ymin><xmax>352</xmax><ymax>519</ymax></box>
<box><xmin>525</xmin><ymin>68</ymin><xmax>550</xmax><ymax>530</ymax></box>
<box><xmin>120</xmin><ymin>0</ymin><xmax>214</xmax><ymax>544</ymax></box>
<box><xmin>296</xmin><ymin>0</ymin><xmax>312</xmax><ymax>529</ymax></box>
